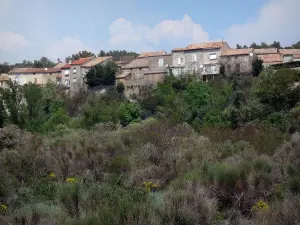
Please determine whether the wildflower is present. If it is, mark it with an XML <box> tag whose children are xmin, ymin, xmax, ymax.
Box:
<box><xmin>143</xmin><ymin>181</ymin><xmax>159</xmax><ymax>193</ymax></box>
<box><xmin>252</xmin><ymin>200</ymin><xmax>270</xmax><ymax>211</ymax></box>
<box><xmin>49</xmin><ymin>172</ymin><xmax>56</xmax><ymax>178</ymax></box>
<box><xmin>66</xmin><ymin>177</ymin><xmax>77</xmax><ymax>183</ymax></box>
<box><xmin>0</xmin><ymin>204</ymin><xmax>7</xmax><ymax>212</ymax></box>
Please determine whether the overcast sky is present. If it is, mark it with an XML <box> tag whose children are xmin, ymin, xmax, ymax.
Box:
<box><xmin>1</xmin><ymin>0</ymin><xmax>299</xmax><ymax>63</ymax></box>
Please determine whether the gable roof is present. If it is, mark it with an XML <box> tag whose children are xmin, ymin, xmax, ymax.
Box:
<box><xmin>222</xmin><ymin>48</ymin><xmax>254</xmax><ymax>56</ymax></box>
<box><xmin>71</xmin><ymin>57</ymin><xmax>93</xmax><ymax>65</ymax></box>
<box><xmin>61</xmin><ymin>64</ymin><xmax>71</xmax><ymax>69</ymax></box>
<box><xmin>54</xmin><ymin>62</ymin><xmax>67</xmax><ymax>68</ymax></box>
<box><xmin>258</xmin><ymin>54</ymin><xmax>283</xmax><ymax>63</ymax></box>
<box><xmin>122</xmin><ymin>58</ymin><xmax>149</xmax><ymax>69</ymax></box>
<box><xmin>279</xmin><ymin>49</ymin><xmax>300</xmax><ymax>55</ymax></box>
<box><xmin>254</xmin><ymin>48</ymin><xmax>278</xmax><ymax>55</ymax></box>
<box><xmin>82</xmin><ymin>56</ymin><xmax>112</xmax><ymax>68</ymax></box>
<box><xmin>138</xmin><ymin>51</ymin><xmax>166</xmax><ymax>58</ymax></box>
<box><xmin>116</xmin><ymin>70</ymin><xmax>131</xmax><ymax>79</ymax></box>
<box><xmin>9</xmin><ymin>67</ymin><xmax>61</xmax><ymax>74</ymax></box>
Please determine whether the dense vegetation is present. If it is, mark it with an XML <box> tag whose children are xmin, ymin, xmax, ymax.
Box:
<box><xmin>1</xmin><ymin>69</ymin><xmax>300</xmax><ymax>225</ymax></box>
<box><xmin>236</xmin><ymin>40</ymin><xmax>300</xmax><ymax>49</ymax></box>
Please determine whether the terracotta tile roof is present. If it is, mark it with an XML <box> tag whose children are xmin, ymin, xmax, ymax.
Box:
<box><xmin>9</xmin><ymin>67</ymin><xmax>61</xmax><ymax>74</ymax></box>
<box><xmin>61</xmin><ymin>64</ymin><xmax>71</xmax><ymax>69</ymax></box>
<box><xmin>254</xmin><ymin>48</ymin><xmax>278</xmax><ymax>55</ymax></box>
<box><xmin>54</xmin><ymin>62</ymin><xmax>67</xmax><ymax>68</ymax></box>
<box><xmin>116</xmin><ymin>70</ymin><xmax>131</xmax><ymax>79</ymax></box>
<box><xmin>71</xmin><ymin>57</ymin><xmax>93</xmax><ymax>65</ymax></box>
<box><xmin>294</xmin><ymin>54</ymin><xmax>300</xmax><ymax>59</ymax></box>
<box><xmin>138</xmin><ymin>51</ymin><xmax>166</xmax><ymax>58</ymax></box>
<box><xmin>279</xmin><ymin>49</ymin><xmax>300</xmax><ymax>55</ymax></box>
<box><xmin>222</xmin><ymin>48</ymin><xmax>254</xmax><ymax>56</ymax></box>
<box><xmin>172</xmin><ymin>48</ymin><xmax>185</xmax><ymax>52</ymax></box>
<box><xmin>258</xmin><ymin>54</ymin><xmax>283</xmax><ymax>63</ymax></box>
<box><xmin>185</xmin><ymin>41</ymin><xmax>226</xmax><ymax>51</ymax></box>
<box><xmin>82</xmin><ymin>56</ymin><xmax>112</xmax><ymax>68</ymax></box>
<box><xmin>122</xmin><ymin>58</ymin><xmax>149</xmax><ymax>69</ymax></box>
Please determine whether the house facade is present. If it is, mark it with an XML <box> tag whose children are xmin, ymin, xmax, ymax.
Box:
<box><xmin>279</xmin><ymin>49</ymin><xmax>300</xmax><ymax>62</ymax></box>
<box><xmin>220</xmin><ymin>48</ymin><xmax>255</xmax><ymax>75</ymax></box>
<box><xmin>170</xmin><ymin>41</ymin><xmax>230</xmax><ymax>78</ymax></box>
<box><xmin>117</xmin><ymin>51</ymin><xmax>171</xmax><ymax>97</ymax></box>
<box><xmin>8</xmin><ymin>68</ymin><xmax>61</xmax><ymax>86</ymax></box>
<box><xmin>68</xmin><ymin>56</ymin><xmax>113</xmax><ymax>95</ymax></box>
<box><xmin>258</xmin><ymin>54</ymin><xmax>283</xmax><ymax>67</ymax></box>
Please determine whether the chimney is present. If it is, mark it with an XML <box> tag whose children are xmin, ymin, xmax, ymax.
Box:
<box><xmin>68</xmin><ymin>60</ymin><xmax>72</xmax><ymax>64</ymax></box>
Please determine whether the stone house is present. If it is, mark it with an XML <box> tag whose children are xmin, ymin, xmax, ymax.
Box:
<box><xmin>170</xmin><ymin>41</ymin><xmax>230</xmax><ymax>79</ymax></box>
<box><xmin>117</xmin><ymin>51</ymin><xmax>172</xmax><ymax>97</ymax></box>
<box><xmin>220</xmin><ymin>48</ymin><xmax>255</xmax><ymax>75</ymax></box>
<box><xmin>68</xmin><ymin>56</ymin><xmax>112</xmax><ymax>95</ymax></box>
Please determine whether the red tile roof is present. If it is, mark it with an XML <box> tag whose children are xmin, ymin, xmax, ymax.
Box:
<box><xmin>172</xmin><ymin>48</ymin><xmax>185</xmax><ymax>52</ymax></box>
<box><xmin>279</xmin><ymin>49</ymin><xmax>300</xmax><ymax>55</ymax></box>
<box><xmin>254</xmin><ymin>48</ymin><xmax>278</xmax><ymax>55</ymax></box>
<box><xmin>71</xmin><ymin>57</ymin><xmax>93</xmax><ymax>65</ymax></box>
<box><xmin>61</xmin><ymin>64</ymin><xmax>71</xmax><ymax>69</ymax></box>
<box><xmin>258</xmin><ymin>54</ymin><xmax>283</xmax><ymax>63</ymax></box>
<box><xmin>54</xmin><ymin>62</ymin><xmax>67</xmax><ymax>68</ymax></box>
<box><xmin>138</xmin><ymin>51</ymin><xmax>166</xmax><ymax>58</ymax></box>
<box><xmin>222</xmin><ymin>48</ymin><xmax>254</xmax><ymax>56</ymax></box>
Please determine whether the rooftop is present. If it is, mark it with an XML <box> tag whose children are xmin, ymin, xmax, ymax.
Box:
<box><xmin>258</xmin><ymin>54</ymin><xmax>283</xmax><ymax>63</ymax></box>
<box><xmin>254</xmin><ymin>48</ymin><xmax>278</xmax><ymax>55</ymax></box>
<box><xmin>122</xmin><ymin>58</ymin><xmax>149</xmax><ymax>69</ymax></box>
<box><xmin>71</xmin><ymin>57</ymin><xmax>93</xmax><ymax>65</ymax></box>
<box><xmin>222</xmin><ymin>48</ymin><xmax>254</xmax><ymax>56</ymax></box>
<box><xmin>172</xmin><ymin>41</ymin><xmax>227</xmax><ymax>52</ymax></box>
<box><xmin>116</xmin><ymin>70</ymin><xmax>131</xmax><ymax>79</ymax></box>
<box><xmin>82</xmin><ymin>56</ymin><xmax>112</xmax><ymax>68</ymax></box>
<box><xmin>61</xmin><ymin>64</ymin><xmax>71</xmax><ymax>69</ymax></box>
<box><xmin>9</xmin><ymin>67</ymin><xmax>61</xmax><ymax>74</ymax></box>
<box><xmin>54</xmin><ymin>62</ymin><xmax>67</xmax><ymax>68</ymax></box>
<box><xmin>279</xmin><ymin>49</ymin><xmax>300</xmax><ymax>55</ymax></box>
<box><xmin>294</xmin><ymin>54</ymin><xmax>300</xmax><ymax>59</ymax></box>
<box><xmin>138</xmin><ymin>51</ymin><xmax>167</xmax><ymax>58</ymax></box>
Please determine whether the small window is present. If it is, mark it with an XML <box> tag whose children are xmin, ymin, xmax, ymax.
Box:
<box><xmin>33</xmin><ymin>73</ymin><xmax>36</xmax><ymax>75</ymax></box>
<box><xmin>158</xmin><ymin>58</ymin><xmax>164</xmax><ymax>66</ymax></box>
<box><xmin>193</xmin><ymin>54</ymin><xmax>197</xmax><ymax>62</ymax></box>
<box><xmin>50</xmin><ymin>73</ymin><xmax>52</xmax><ymax>75</ymax></box>
<box><xmin>73</xmin><ymin>68</ymin><xmax>77</xmax><ymax>73</ymax></box>
<box><xmin>73</xmin><ymin>78</ymin><xmax>77</xmax><ymax>83</ymax></box>
<box><xmin>210</xmin><ymin>53</ymin><xmax>217</xmax><ymax>60</ymax></box>
<box><xmin>65</xmin><ymin>70</ymin><xmax>70</xmax><ymax>75</ymax></box>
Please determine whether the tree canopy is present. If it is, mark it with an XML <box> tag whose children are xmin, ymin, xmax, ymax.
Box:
<box><xmin>85</xmin><ymin>61</ymin><xmax>118</xmax><ymax>87</ymax></box>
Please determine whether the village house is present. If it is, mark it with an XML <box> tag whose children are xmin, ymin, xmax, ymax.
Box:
<box><xmin>254</xmin><ymin>48</ymin><xmax>278</xmax><ymax>55</ymax></box>
<box><xmin>116</xmin><ymin>51</ymin><xmax>172</xmax><ymax>97</ymax></box>
<box><xmin>257</xmin><ymin>54</ymin><xmax>283</xmax><ymax>67</ymax></box>
<box><xmin>279</xmin><ymin>49</ymin><xmax>300</xmax><ymax>62</ymax></box>
<box><xmin>8</xmin><ymin>67</ymin><xmax>61</xmax><ymax>86</ymax></box>
<box><xmin>67</xmin><ymin>56</ymin><xmax>112</xmax><ymax>95</ymax></box>
<box><xmin>170</xmin><ymin>41</ymin><xmax>230</xmax><ymax>79</ymax></box>
<box><xmin>220</xmin><ymin>48</ymin><xmax>255</xmax><ymax>76</ymax></box>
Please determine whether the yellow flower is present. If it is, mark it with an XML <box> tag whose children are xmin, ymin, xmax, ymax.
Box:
<box><xmin>252</xmin><ymin>200</ymin><xmax>270</xmax><ymax>211</ymax></box>
<box><xmin>66</xmin><ymin>177</ymin><xmax>77</xmax><ymax>183</ymax></box>
<box><xmin>49</xmin><ymin>172</ymin><xmax>56</xmax><ymax>178</ymax></box>
<box><xmin>0</xmin><ymin>204</ymin><xmax>7</xmax><ymax>211</ymax></box>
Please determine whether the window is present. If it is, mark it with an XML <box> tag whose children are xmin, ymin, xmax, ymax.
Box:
<box><xmin>235</xmin><ymin>63</ymin><xmax>241</xmax><ymax>73</ymax></box>
<box><xmin>73</xmin><ymin>77</ymin><xmax>77</xmax><ymax>83</ymax></box>
<box><xmin>178</xmin><ymin>57</ymin><xmax>184</xmax><ymax>64</ymax></box>
<box><xmin>33</xmin><ymin>73</ymin><xmax>36</xmax><ymax>75</ymax></box>
<box><xmin>193</xmin><ymin>54</ymin><xmax>197</xmax><ymax>62</ymax></box>
<box><xmin>73</xmin><ymin>68</ymin><xmax>77</xmax><ymax>73</ymax></box>
<box><xmin>65</xmin><ymin>70</ymin><xmax>70</xmax><ymax>75</ymax></box>
<box><xmin>210</xmin><ymin>53</ymin><xmax>217</xmax><ymax>60</ymax></box>
<box><xmin>158</xmin><ymin>58</ymin><xmax>164</xmax><ymax>66</ymax></box>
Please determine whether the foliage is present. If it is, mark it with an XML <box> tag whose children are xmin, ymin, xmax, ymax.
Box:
<box><xmin>252</xmin><ymin>58</ymin><xmax>263</xmax><ymax>77</ymax></box>
<box><xmin>85</xmin><ymin>61</ymin><xmax>118</xmax><ymax>87</ymax></box>
<box><xmin>65</xmin><ymin>50</ymin><xmax>95</xmax><ymax>62</ymax></box>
